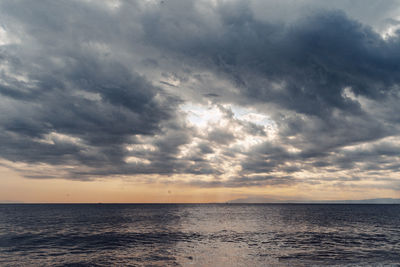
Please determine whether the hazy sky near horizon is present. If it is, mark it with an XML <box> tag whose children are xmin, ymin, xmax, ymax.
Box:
<box><xmin>1</xmin><ymin>0</ymin><xmax>400</xmax><ymax>202</ymax></box>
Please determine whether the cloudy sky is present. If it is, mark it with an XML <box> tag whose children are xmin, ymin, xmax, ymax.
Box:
<box><xmin>1</xmin><ymin>0</ymin><xmax>400</xmax><ymax>202</ymax></box>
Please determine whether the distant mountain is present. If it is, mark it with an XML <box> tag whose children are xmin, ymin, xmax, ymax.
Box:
<box><xmin>325</xmin><ymin>198</ymin><xmax>400</xmax><ymax>204</ymax></box>
<box><xmin>227</xmin><ymin>197</ymin><xmax>400</xmax><ymax>204</ymax></box>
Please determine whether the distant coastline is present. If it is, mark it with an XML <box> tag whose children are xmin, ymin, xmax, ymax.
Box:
<box><xmin>226</xmin><ymin>197</ymin><xmax>400</xmax><ymax>204</ymax></box>
<box><xmin>1</xmin><ymin>198</ymin><xmax>400</xmax><ymax>204</ymax></box>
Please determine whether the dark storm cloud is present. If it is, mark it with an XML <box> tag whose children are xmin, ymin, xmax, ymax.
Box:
<box><xmin>0</xmin><ymin>0</ymin><xmax>192</xmax><ymax>178</ymax></box>
<box><xmin>142</xmin><ymin>3</ymin><xmax>400</xmax><ymax>118</ymax></box>
<box><xmin>0</xmin><ymin>0</ymin><xmax>400</xmax><ymax>187</ymax></box>
<box><xmin>142</xmin><ymin>2</ymin><xmax>400</xmax><ymax>106</ymax></box>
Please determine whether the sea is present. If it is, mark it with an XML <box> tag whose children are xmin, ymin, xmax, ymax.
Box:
<box><xmin>0</xmin><ymin>204</ymin><xmax>399</xmax><ymax>266</ymax></box>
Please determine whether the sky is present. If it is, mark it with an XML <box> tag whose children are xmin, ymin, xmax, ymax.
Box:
<box><xmin>1</xmin><ymin>0</ymin><xmax>400</xmax><ymax>203</ymax></box>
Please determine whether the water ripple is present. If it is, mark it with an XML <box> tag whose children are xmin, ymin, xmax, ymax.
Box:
<box><xmin>1</xmin><ymin>204</ymin><xmax>400</xmax><ymax>266</ymax></box>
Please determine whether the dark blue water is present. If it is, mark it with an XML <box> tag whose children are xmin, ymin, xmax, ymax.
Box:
<box><xmin>1</xmin><ymin>204</ymin><xmax>400</xmax><ymax>266</ymax></box>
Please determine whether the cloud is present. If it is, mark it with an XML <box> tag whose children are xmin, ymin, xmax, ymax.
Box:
<box><xmin>0</xmin><ymin>0</ymin><xmax>400</xmax><ymax>189</ymax></box>
<box><xmin>0</xmin><ymin>0</ymin><xmax>186</xmax><ymax>178</ymax></box>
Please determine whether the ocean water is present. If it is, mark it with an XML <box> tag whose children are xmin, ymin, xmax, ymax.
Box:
<box><xmin>0</xmin><ymin>204</ymin><xmax>400</xmax><ymax>266</ymax></box>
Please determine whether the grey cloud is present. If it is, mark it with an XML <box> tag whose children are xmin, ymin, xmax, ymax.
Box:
<box><xmin>240</xmin><ymin>142</ymin><xmax>295</xmax><ymax>174</ymax></box>
<box><xmin>197</xmin><ymin>143</ymin><xmax>214</xmax><ymax>154</ymax></box>
<box><xmin>190</xmin><ymin>174</ymin><xmax>295</xmax><ymax>188</ymax></box>
<box><xmin>207</xmin><ymin>128</ymin><xmax>235</xmax><ymax>145</ymax></box>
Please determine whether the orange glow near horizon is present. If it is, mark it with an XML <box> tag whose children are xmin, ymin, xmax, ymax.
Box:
<box><xmin>1</xmin><ymin>166</ymin><xmax>399</xmax><ymax>203</ymax></box>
